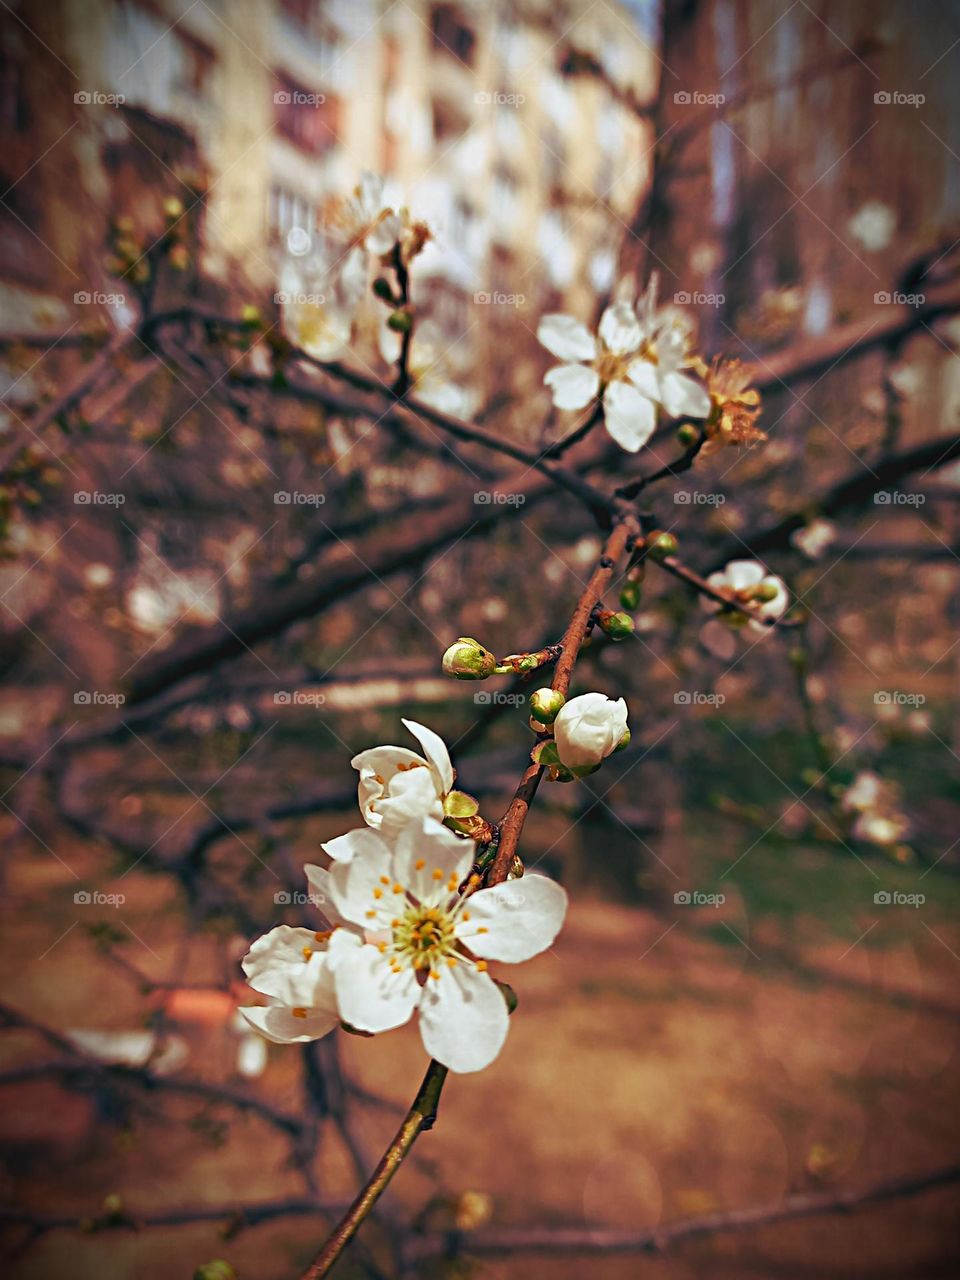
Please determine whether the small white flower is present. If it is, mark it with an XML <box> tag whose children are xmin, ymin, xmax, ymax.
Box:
<box><xmin>790</xmin><ymin>518</ymin><xmax>836</xmax><ymax>561</ymax></box>
<box><xmin>238</xmin><ymin>924</ymin><xmax>341</xmax><ymax>1045</ymax></box>
<box><xmin>840</xmin><ymin>771</ymin><xmax>884</xmax><ymax>814</ymax></box>
<box><xmin>349</xmin><ymin>718</ymin><xmax>455</xmax><ymax>838</ymax></box>
<box><xmin>553</xmin><ymin>692</ymin><xmax>628</xmax><ymax>771</ymax></box>
<box><xmin>847</xmin><ymin>200</ymin><xmax>896</xmax><ymax>253</ymax></box>
<box><xmin>701</xmin><ymin>559</ymin><xmax>789</xmax><ymax>637</ymax></box>
<box><xmin>538</xmin><ymin>289</ymin><xmax>710</xmax><ymax>453</ymax></box>
<box><xmin>322</xmin><ymin>817</ymin><xmax>567</xmax><ymax>1073</ymax></box>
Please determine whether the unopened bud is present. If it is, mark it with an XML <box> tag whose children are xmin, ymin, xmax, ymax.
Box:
<box><xmin>529</xmin><ymin>687</ymin><xmax>565</xmax><ymax>724</ymax></box>
<box><xmin>162</xmin><ymin>195</ymin><xmax>184</xmax><ymax>221</ymax></box>
<box><xmin>598</xmin><ymin>610</ymin><xmax>635</xmax><ymax>640</ymax></box>
<box><xmin>193</xmin><ymin>1263</ymin><xmax>236</xmax><ymax>1280</ymax></box>
<box><xmin>372</xmin><ymin>276</ymin><xmax>395</xmax><ymax>302</ymax></box>
<box><xmin>753</xmin><ymin>581</ymin><xmax>780</xmax><ymax>603</ymax></box>
<box><xmin>387</xmin><ymin>308</ymin><xmax>413</xmax><ymax>333</ymax></box>
<box><xmin>676</xmin><ymin>423</ymin><xmax>699</xmax><ymax>447</ymax></box>
<box><xmin>619</xmin><ymin>580</ymin><xmax>642</xmax><ymax>611</ymax></box>
<box><xmin>442</xmin><ymin>637</ymin><xmax>497</xmax><ymax>679</ymax></box>
<box><xmin>241</xmin><ymin>304</ymin><xmax>262</xmax><ymax>327</ymax></box>
<box><xmin>646</xmin><ymin>529</ymin><xmax>679</xmax><ymax>562</ymax></box>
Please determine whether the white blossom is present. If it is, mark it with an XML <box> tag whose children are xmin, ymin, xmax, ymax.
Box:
<box><xmin>321</xmin><ymin>817</ymin><xmax>567</xmax><ymax>1073</ymax></box>
<box><xmin>238</xmin><ymin>924</ymin><xmax>341</xmax><ymax>1045</ymax></box>
<box><xmin>553</xmin><ymin>692</ymin><xmax>629</xmax><ymax>770</ymax></box>
<box><xmin>537</xmin><ymin>291</ymin><xmax>710</xmax><ymax>453</ymax></box>
<box><xmin>701</xmin><ymin>559</ymin><xmax>789</xmax><ymax>637</ymax></box>
<box><xmin>350</xmin><ymin>719</ymin><xmax>454</xmax><ymax>837</ymax></box>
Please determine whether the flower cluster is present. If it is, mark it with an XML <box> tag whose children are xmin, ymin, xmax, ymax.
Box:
<box><xmin>538</xmin><ymin>284</ymin><xmax>711</xmax><ymax>452</ymax></box>
<box><xmin>240</xmin><ymin>720</ymin><xmax>568</xmax><ymax>1073</ymax></box>
<box><xmin>840</xmin><ymin>770</ymin><xmax>910</xmax><ymax>850</ymax></box>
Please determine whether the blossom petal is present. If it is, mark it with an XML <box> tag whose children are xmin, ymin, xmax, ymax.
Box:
<box><xmin>326</xmin><ymin>845</ymin><xmax>394</xmax><ymax>929</ymax></box>
<box><xmin>598</xmin><ymin>302</ymin><xmax>643</xmax><ymax>356</ymax></box>
<box><xmin>625</xmin><ymin>356</ymin><xmax>661</xmax><ymax>401</ymax></box>
<box><xmin>303</xmin><ymin>865</ymin><xmax>347</xmax><ymax>927</ymax></box>
<box><xmin>377</xmin><ymin>767</ymin><xmax>444</xmax><ymax>837</ymax></box>
<box><xmin>242</xmin><ymin>926</ymin><xmax>334</xmax><ymax>1004</ymax></box>
<box><xmin>394</xmin><ymin>817</ymin><xmax>473</xmax><ymax>903</ymax></box>
<box><xmin>544</xmin><ymin>363</ymin><xmax>600</xmax><ymax>411</ymax></box>
<box><xmin>660</xmin><ymin>371</ymin><xmax>711</xmax><ymax>419</ymax></box>
<box><xmin>724</xmin><ymin>560</ymin><xmax>766</xmax><ymax>592</ymax></box>
<box><xmin>603</xmin><ymin>380</ymin><xmax>657</xmax><ymax>453</ymax></box>
<box><xmin>366</xmin><ymin>212</ymin><xmax>401</xmax><ymax>256</ymax></box>
<box><xmin>418</xmin><ymin>964</ymin><xmax>509</xmax><ymax>1073</ymax></box>
<box><xmin>320</xmin><ymin>828</ymin><xmax>391</xmax><ymax>865</ymax></box>
<box><xmin>239</xmin><ymin>1004</ymin><xmax>337</xmax><ymax>1044</ymax></box>
<box><xmin>537</xmin><ymin>314</ymin><xmax>597</xmax><ymax>362</ymax></box>
<box><xmin>334</xmin><ymin>943</ymin><xmax>419</xmax><ymax>1034</ymax></box>
<box><xmin>458</xmin><ymin>875</ymin><xmax>568</xmax><ymax>962</ymax></box>
<box><xmin>357</xmin><ymin>171</ymin><xmax>384</xmax><ymax>217</ymax></box>
<box><xmin>553</xmin><ymin>693</ymin><xmax>628</xmax><ymax>769</ymax></box>
<box><xmin>402</xmin><ymin>719</ymin><xmax>454</xmax><ymax>794</ymax></box>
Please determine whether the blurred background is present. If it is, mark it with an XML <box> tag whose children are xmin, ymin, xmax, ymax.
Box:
<box><xmin>0</xmin><ymin>0</ymin><xmax>959</xmax><ymax>1277</ymax></box>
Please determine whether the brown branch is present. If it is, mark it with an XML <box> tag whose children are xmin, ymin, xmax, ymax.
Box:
<box><xmin>402</xmin><ymin>1161</ymin><xmax>960</xmax><ymax>1263</ymax></box>
<box><xmin>487</xmin><ymin>515</ymin><xmax>639</xmax><ymax>886</ymax></box>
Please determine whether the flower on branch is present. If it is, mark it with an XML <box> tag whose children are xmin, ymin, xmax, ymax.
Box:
<box><xmin>537</xmin><ymin>286</ymin><xmax>710</xmax><ymax>452</ymax></box>
<box><xmin>700</xmin><ymin>559</ymin><xmax>789</xmax><ymax>650</ymax></box>
<box><xmin>553</xmin><ymin>692</ymin><xmax>629</xmax><ymax>771</ymax></box>
<box><xmin>350</xmin><ymin>718</ymin><xmax>454</xmax><ymax>837</ymax></box>
<box><xmin>840</xmin><ymin>770</ymin><xmax>911</xmax><ymax>849</ymax></box>
<box><xmin>320</xmin><ymin>817</ymin><xmax>568</xmax><ymax>1072</ymax></box>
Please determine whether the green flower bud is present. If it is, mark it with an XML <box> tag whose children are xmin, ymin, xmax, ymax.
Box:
<box><xmin>443</xmin><ymin>790</ymin><xmax>479</xmax><ymax>818</ymax></box>
<box><xmin>676</xmin><ymin>423</ymin><xmax>699</xmax><ymax>447</ymax></box>
<box><xmin>442</xmin><ymin>637</ymin><xmax>497</xmax><ymax>680</ymax></box>
<box><xmin>193</xmin><ymin>1262</ymin><xmax>236</xmax><ymax>1280</ymax></box>
<box><xmin>752</xmin><ymin>581</ymin><xmax>780</xmax><ymax>603</ymax></box>
<box><xmin>102</xmin><ymin>1194</ymin><xmax>124</xmax><ymax>1219</ymax></box>
<box><xmin>614</xmin><ymin>727</ymin><xmax>631</xmax><ymax>753</ymax></box>
<box><xmin>529</xmin><ymin>687</ymin><xmax>565</xmax><ymax>724</ymax></box>
<box><xmin>619</xmin><ymin>580</ymin><xmax>642</xmax><ymax>611</ymax></box>
<box><xmin>372</xmin><ymin>277</ymin><xmax>395</xmax><ymax>302</ymax></box>
<box><xmin>532</xmin><ymin>739</ymin><xmax>561</xmax><ymax>767</ymax></box>
<box><xmin>598</xmin><ymin>610</ymin><xmax>635</xmax><ymax>640</ymax></box>
<box><xmin>387</xmin><ymin>308</ymin><xmax>413</xmax><ymax>333</ymax></box>
<box><xmin>240</xmin><ymin>303</ymin><xmax>261</xmax><ymax>327</ymax></box>
<box><xmin>646</xmin><ymin>530</ymin><xmax>679</xmax><ymax>562</ymax></box>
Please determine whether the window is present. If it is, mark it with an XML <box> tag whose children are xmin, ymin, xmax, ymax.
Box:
<box><xmin>274</xmin><ymin>73</ymin><xmax>338</xmax><ymax>155</ymax></box>
<box><xmin>430</xmin><ymin>5</ymin><xmax>476</xmax><ymax>66</ymax></box>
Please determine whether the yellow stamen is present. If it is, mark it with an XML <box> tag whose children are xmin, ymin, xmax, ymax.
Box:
<box><xmin>380</xmin><ymin>875</ymin><xmax>390</xmax><ymax>886</ymax></box>
<box><xmin>475</xmin><ymin>960</ymin><xmax>488</xmax><ymax>972</ymax></box>
<box><xmin>292</xmin><ymin>1007</ymin><xmax>308</xmax><ymax>1018</ymax></box>
<box><xmin>302</xmin><ymin>946</ymin><xmax>313</xmax><ymax>960</ymax></box>
<box><xmin>432</xmin><ymin>868</ymin><xmax>444</xmax><ymax>881</ymax></box>
<box><xmin>373</xmin><ymin>887</ymin><xmax>383</xmax><ymax>899</ymax></box>
<box><xmin>415</xmin><ymin>858</ymin><xmax>425</xmax><ymax>870</ymax></box>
